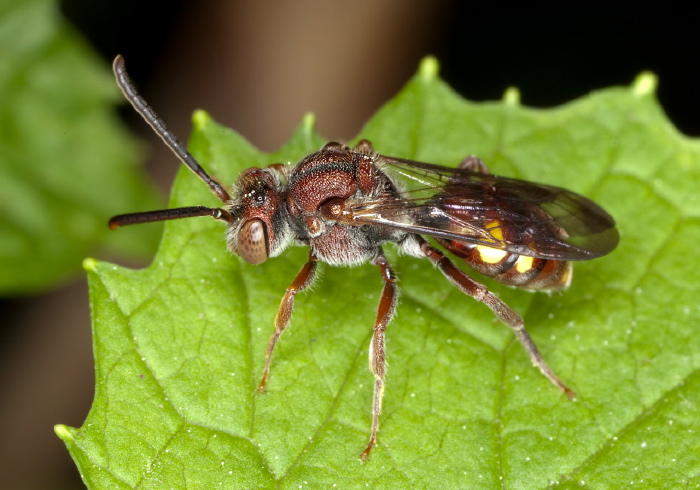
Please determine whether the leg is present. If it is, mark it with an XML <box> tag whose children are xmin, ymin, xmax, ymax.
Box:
<box><xmin>418</xmin><ymin>238</ymin><xmax>575</xmax><ymax>399</ymax></box>
<box><xmin>458</xmin><ymin>155</ymin><xmax>489</xmax><ymax>174</ymax></box>
<box><xmin>258</xmin><ymin>251</ymin><xmax>318</xmax><ymax>392</ymax></box>
<box><xmin>361</xmin><ymin>249</ymin><xmax>398</xmax><ymax>460</ymax></box>
<box><xmin>354</xmin><ymin>139</ymin><xmax>375</xmax><ymax>153</ymax></box>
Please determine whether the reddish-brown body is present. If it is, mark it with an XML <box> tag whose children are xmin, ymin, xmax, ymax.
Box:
<box><xmin>108</xmin><ymin>55</ymin><xmax>619</xmax><ymax>461</ymax></box>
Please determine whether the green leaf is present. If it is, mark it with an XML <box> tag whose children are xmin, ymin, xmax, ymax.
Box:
<box><xmin>0</xmin><ymin>0</ymin><xmax>161</xmax><ymax>294</ymax></box>
<box><xmin>57</xmin><ymin>58</ymin><xmax>700</xmax><ymax>488</ymax></box>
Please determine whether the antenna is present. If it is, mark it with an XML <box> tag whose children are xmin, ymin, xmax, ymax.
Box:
<box><xmin>109</xmin><ymin>206</ymin><xmax>233</xmax><ymax>230</ymax></box>
<box><xmin>109</xmin><ymin>55</ymin><xmax>234</xmax><ymax>229</ymax></box>
<box><xmin>112</xmin><ymin>55</ymin><xmax>231</xmax><ymax>203</ymax></box>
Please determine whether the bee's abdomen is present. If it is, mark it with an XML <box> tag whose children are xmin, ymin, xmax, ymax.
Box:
<box><xmin>437</xmin><ymin>238</ymin><xmax>572</xmax><ymax>291</ymax></box>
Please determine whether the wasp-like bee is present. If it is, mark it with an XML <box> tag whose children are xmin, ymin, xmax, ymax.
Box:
<box><xmin>110</xmin><ymin>56</ymin><xmax>618</xmax><ymax>460</ymax></box>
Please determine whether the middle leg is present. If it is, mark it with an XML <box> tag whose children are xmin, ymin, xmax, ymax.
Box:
<box><xmin>361</xmin><ymin>248</ymin><xmax>398</xmax><ymax>460</ymax></box>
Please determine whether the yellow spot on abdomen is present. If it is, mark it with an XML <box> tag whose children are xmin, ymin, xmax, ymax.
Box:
<box><xmin>477</xmin><ymin>245</ymin><xmax>508</xmax><ymax>264</ymax></box>
<box><xmin>558</xmin><ymin>262</ymin><xmax>573</xmax><ymax>289</ymax></box>
<box><xmin>476</xmin><ymin>221</ymin><xmax>508</xmax><ymax>263</ymax></box>
<box><xmin>485</xmin><ymin>220</ymin><xmax>504</xmax><ymax>242</ymax></box>
<box><xmin>515</xmin><ymin>255</ymin><xmax>535</xmax><ymax>273</ymax></box>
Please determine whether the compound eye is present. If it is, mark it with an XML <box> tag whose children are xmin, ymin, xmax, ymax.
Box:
<box><xmin>237</xmin><ymin>219</ymin><xmax>269</xmax><ymax>264</ymax></box>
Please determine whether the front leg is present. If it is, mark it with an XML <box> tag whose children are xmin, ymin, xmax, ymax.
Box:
<box><xmin>258</xmin><ymin>251</ymin><xmax>318</xmax><ymax>392</ymax></box>
<box><xmin>361</xmin><ymin>248</ymin><xmax>398</xmax><ymax>460</ymax></box>
<box><xmin>418</xmin><ymin>238</ymin><xmax>575</xmax><ymax>399</ymax></box>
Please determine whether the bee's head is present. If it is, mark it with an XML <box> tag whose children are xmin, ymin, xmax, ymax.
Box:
<box><xmin>226</xmin><ymin>166</ymin><xmax>291</xmax><ymax>264</ymax></box>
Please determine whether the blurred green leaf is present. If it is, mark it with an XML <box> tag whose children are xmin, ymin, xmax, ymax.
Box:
<box><xmin>0</xmin><ymin>0</ymin><xmax>161</xmax><ymax>294</ymax></box>
<box><xmin>57</xmin><ymin>59</ymin><xmax>700</xmax><ymax>488</ymax></box>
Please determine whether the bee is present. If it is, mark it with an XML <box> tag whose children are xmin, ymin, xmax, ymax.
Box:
<box><xmin>109</xmin><ymin>55</ymin><xmax>619</xmax><ymax>460</ymax></box>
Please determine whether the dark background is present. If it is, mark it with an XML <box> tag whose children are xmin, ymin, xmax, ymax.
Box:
<box><xmin>2</xmin><ymin>2</ymin><xmax>698</xmax><ymax>488</ymax></box>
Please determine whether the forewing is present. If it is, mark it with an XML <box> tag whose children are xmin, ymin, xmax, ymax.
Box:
<box><xmin>349</xmin><ymin>157</ymin><xmax>619</xmax><ymax>260</ymax></box>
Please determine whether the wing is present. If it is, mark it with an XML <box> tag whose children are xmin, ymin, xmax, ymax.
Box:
<box><xmin>348</xmin><ymin>156</ymin><xmax>619</xmax><ymax>261</ymax></box>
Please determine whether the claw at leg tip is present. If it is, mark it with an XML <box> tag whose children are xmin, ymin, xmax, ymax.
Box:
<box><xmin>360</xmin><ymin>439</ymin><xmax>376</xmax><ymax>461</ymax></box>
